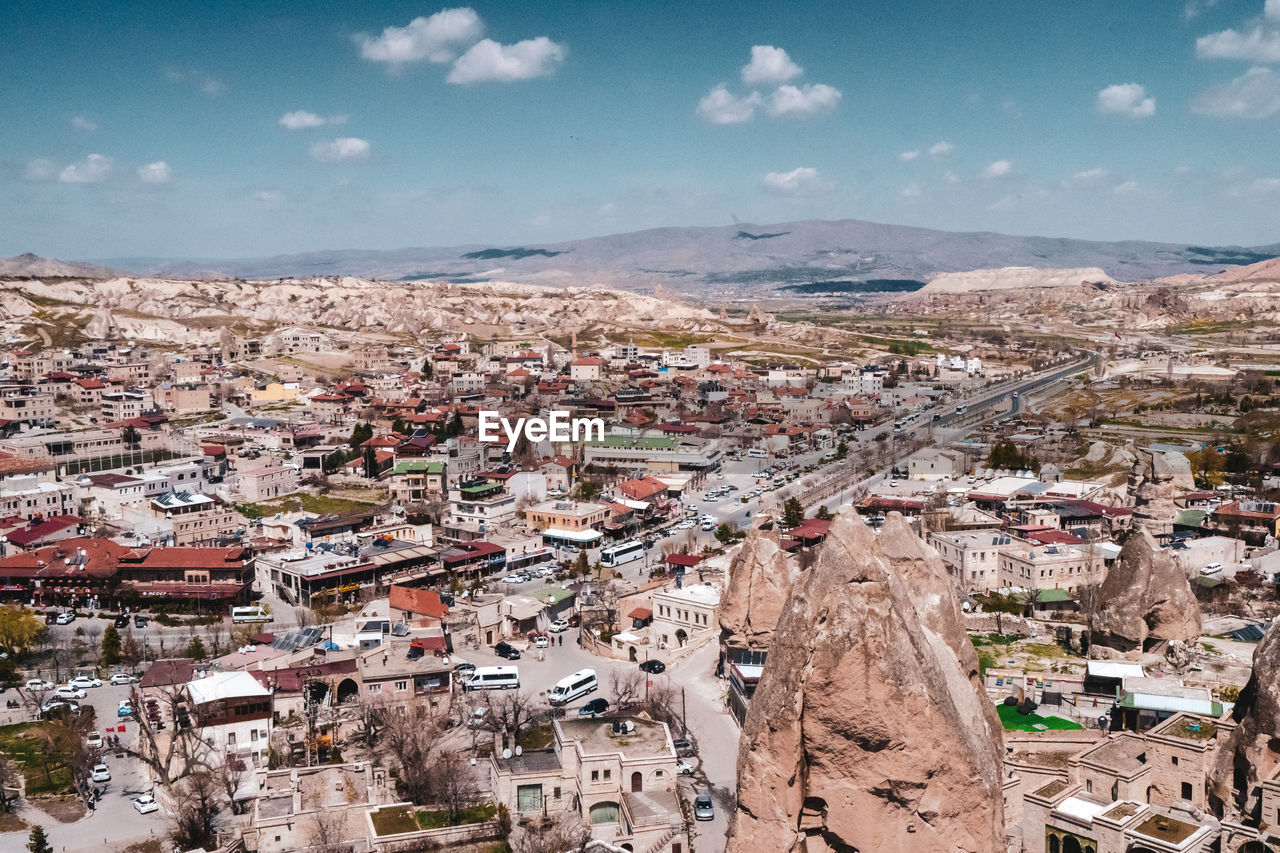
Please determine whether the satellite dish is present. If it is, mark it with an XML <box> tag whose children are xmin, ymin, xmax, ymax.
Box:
<box><xmin>515</xmin><ymin>746</ymin><xmax>523</xmax><ymax>756</ymax></box>
<box><xmin>502</xmin><ymin>748</ymin><xmax>512</xmax><ymax>759</ymax></box>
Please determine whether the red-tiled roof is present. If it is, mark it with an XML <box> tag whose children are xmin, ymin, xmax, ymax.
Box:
<box><xmin>667</xmin><ymin>553</ymin><xmax>702</xmax><ymax>567</ymax></box>
<box><xmin>389</xmin><ymin>585</ymin><xmax>449</xmax><ymax>619</ymax></box>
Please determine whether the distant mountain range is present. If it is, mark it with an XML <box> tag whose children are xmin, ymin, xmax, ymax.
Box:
<box><xmin>0</xmin><ymin>252</ymin><xmax>118</xmax><ymax>279</ymax></box>
<box><xmin>35</xmin><ymin>218</ymin><xmax>1280</xmax><ymax>294</ymax></box>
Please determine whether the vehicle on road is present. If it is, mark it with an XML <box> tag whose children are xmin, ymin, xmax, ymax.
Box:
<box><xmin>464</xmin><ymin>666</ymin><xmax>520</xmax><ymax>691</ymax></box>
<box><xmin>548</xmin><ymin>618</ymin><xmax>569</xmax><ymax>633</ymax></box>
<box><xmin>40</xmin><ymin>700</ymin><xmax>79</xmax><ymax>719</ymax></box>
<box><xmin>493</xmin><ymin>642</ymin><xmax>522</xmax><ymax>660</ymax></box>
<box><xmin>600</xmin><ymin>540</ymin><xmax>645</xmax><ymax>568</ymax></box>
<box><xmin>134</xmin><ymin>794</ymin><xmax>159</xmax><ymax>814</ymax></box>
<box><xmin>533</xmin><ymin>635</ymin><xmax>549</xmax><ymax>649</ymax></box>
<box><xmin>700</xmin><ymin>520</ymin><xmax>715</xmax><ymax>531</ymax></box>
<box><xmin>134</xmin><ymin>615</ymin><xmax>148</xmax><ymax>628</ymax></box>
<box><xmin>69</xmin><ymin>675</ymin><xmax>102</xmax><ymax>689</ymax></box>
<box><xmin>90</xmin><ymin>763</ymin><xmax>110</xmax><ymax>783</ymax></box>
<box><xmin>113</xmin><ymin>614</ymin><xmax>130</xmax><ymax>628</ymax></box>
<box><xmin>673</xmin><ymin>737</ymin><xmax>695</xmax><ymax>757</ymax></box>
<box><xmin>550</xmin><ymin>669</ymin><xmax>598</xmax><ymax>706</ymax></box>
<box><xmin>118</xmin><ymin>700</ymin><xmax>134</xmax><ymax>718</ymax></box>
<box><xmin>55</xmin><ymin>686</ymin><xmax>86</xmax><ymax>701</ymax></box>
<box><xmin>676</xmin><ymin>759</ymin><xmax>694</xmax><ymax>775</ymax></box>
<box><xmin>55</xmin><ymin>611</ymin><xmax>75</xmax><ymax>626</ymax></box>
<box><xmin>638</xmin><ymin>659</ymin><xmax>666</xmax><ymax>674</ymax></box>
<box><xmin>109</xmin><ymin>672</ymin><xmax>136</xmax><ymax>685</ymax></box>
<box><xmin>578</xmin><ymin>697</ymin><xmax>609</xmax><ymax>717</ymax></box>
<box><xmin>467</xmin><ymin>707</ymin><xmax>488</xmax><ymax>727</ymax></box>
<box><xmin>231</xmin><ymin>605</ymin><xmax>271</xmax><ymax>624</ymax></box>
<box><xmin>86</xmin><ymin>731</ymin><xmax>103</xmax><ymax>749</ymax></box>
<box><xmin>694</xmin><ymin>792</ymin><xmax>715</xmax><ymax>821</ymax></box>
<box><xmin>25</xmin><ymin>678</ymin><xmax>53</xmax><ymax>691</ymax></box>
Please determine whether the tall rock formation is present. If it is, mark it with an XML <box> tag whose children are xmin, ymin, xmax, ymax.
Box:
<box><xmin>1127</xmin><ymin>449</ymin><xmax>1190</xmax><ymax>535</ymax></box>
<box><xmin>1091</xmin><ymin>529</ymin><xmax>1201</xmax><ymax>656</ymax></box>
<box><xmin>726</xmin><ymin>511</ymin><xmax>1005</xmax><ymax>853</ymax></box>
<box><xmin>1211</xmin><ymin>619</ymin><xmax>1280</xmax><ymax>820</ymax></box>
<box><xmin>718</xmin><ymin>526</ymin><xmax>799</xmax><ymax>653</ymax></box>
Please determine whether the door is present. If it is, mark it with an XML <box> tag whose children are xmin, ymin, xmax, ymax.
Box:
<box><xmin>631</xmin><ymin>771</ymin><xmax>642</xmax><ymax>793</ymax></box>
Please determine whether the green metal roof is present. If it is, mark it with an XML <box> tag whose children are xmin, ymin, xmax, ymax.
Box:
<box><xmin>1035</xmin><ymin>588</ymin><xmax>1075</xmax><ymax>604</ymax></box>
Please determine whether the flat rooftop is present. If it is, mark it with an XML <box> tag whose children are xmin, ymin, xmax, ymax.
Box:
<box><xmin>556</xmin><ymin>716</ymin><xmax>670</xmax><ymax>758</ymax></box>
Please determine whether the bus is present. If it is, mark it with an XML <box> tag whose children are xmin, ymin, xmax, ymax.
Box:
<box><xmin>549</xmin><ymin>669</ymin><xmax>598</xmax><ymax>706</ymax></box>
<box><xmin>231</xmin><ymin>606</ymin><xmax>271</xmax><ymax>624</ymax></box>
<box><xmin>465</xmin><ymin>666</ymin><xmax>520</xmax><ymax>691</ymax></box>
<box><xmin>600</xmin><ymin>541</ymin><xmax>645</xmax><ymax>568</ymax></box>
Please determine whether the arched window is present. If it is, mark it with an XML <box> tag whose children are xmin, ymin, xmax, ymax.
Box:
<box><xmin>1063</xmin><ymin>837</ymin><xmax>1082</xmax><ymax>853</ymax></box>
<box><xmin>589</xmin><ymin>801</ymin><xmax>620</xmax><ymax>825</ymax></box>
<box><xmin>1048</xmin><ymin>835</ymin><xmax>1060</xmax><ymax>853</ymax></box>
<box><xmin>631</xmin><ymin>771</ymin><xmax>643</xmax><ymax>792</ymax></box>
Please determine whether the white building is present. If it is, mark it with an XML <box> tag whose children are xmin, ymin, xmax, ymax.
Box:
<box><xmin>186</xmin><ymin>671</ymin><xmax>273</xmax><ymax>769</ymax></box>
<box><xmin>650</xmin><ymin>583</ymin><xmax>720</xmax><ymax>650</ymax></box>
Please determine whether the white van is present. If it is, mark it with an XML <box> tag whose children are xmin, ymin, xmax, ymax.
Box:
<box><xmin>1201</xmin><ymin>563</ymin><xmax>1223</xmax><ymax>576</ymax></box>
<box><xmin>231</xmin><ymin>605</ymin><xmax>271</xmax><ymax>624</ymax></box>
<box><xmin>465</xmin><ymin>666</ymin><xmax>520</xmax><ymax>691</ymax></box>
<box><xmin>747</xmin><ymin>448</ymin><xmax>768</xmax><ymax>458</ymax></box>
<box><xmin>549</xmin><ymin>668</ymin><xmax>598</xmax><ymax>706</ymax></box>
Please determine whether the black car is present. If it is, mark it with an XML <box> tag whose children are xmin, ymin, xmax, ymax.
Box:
<box><xmin>673</xmin><ymin>737</ymin><xmax>695</xmax><ymax>757</ymax></box>
<box><xmin>493</xmin><ymin>642</ymin><xmax>521</xmax><ymax>660</ymax></box>
<box><xmin>638</xmin><ymin>659</ymin><xmax>666</xmax><ymax>674</ymax></box>
<box><xmin>114</xmin><ymin>615</ymin><xmax>130</xmax><ymax>628</ymax></box>
<box><xmin>578</xmin><ymin>698</ymin><xmax>610</xmax><ymax>716</ymax></box>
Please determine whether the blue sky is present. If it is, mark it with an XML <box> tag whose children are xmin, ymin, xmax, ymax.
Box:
<box><xmin>5</xmin><ymin>0</ymin><xmax>1280</xmax><ymax>259</ymax></box>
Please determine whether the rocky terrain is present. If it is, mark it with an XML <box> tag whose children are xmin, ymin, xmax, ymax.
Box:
<box><xmin>0</xmin><ymin>275</ymin><xmax>723</xmax><ymax>345</ymax></box>
<box><xmin>0</xmin><ymin>252</ymin><xmax>117</xmax><ymax>279</ymax></box>
<box><xmin>1210</xmin><ymin>618</ymin><xmax>1280</xmax><ymax>818</ymax></box>
<box><xmin>1091</xmin><ymin>529</ymin><xmax>1202</xmax><ymax>657</ymax></box>
<box><xmin>727</xmin><ymin>510</ymin><xmax>1005</xmax><ymax>853</ymax></box>
<box><xmin>718</xmin><ymin>526</ymin><xmax>799</xmax><ymax>653</ymax></box>
<box><xmin>918</xmin><ymin>266</ymin><xmax>1116</xmax><ymax>295</ymax></box>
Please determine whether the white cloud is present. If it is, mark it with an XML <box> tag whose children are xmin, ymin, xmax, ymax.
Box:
<box><xmin>1196</xmin><ymin>26</ymin><xmax>1280</xmax><ymax>62</ymax></box>
<box><xmin>1192</xmin><ymin>66</ymin><xmax>1280</xmax><ymax>117</ymax></box>
<box><xmin>137</xmin><ymin>161</ymin><xmax>172</xmax><ymax>184</ymax></box>
<box><xmin>943</xmin><ymin>171</ymin><xmax>960</xmax><ymax>184</ymax></box>
<box><xmin>899</xmin><ymin>150</ymin><xmax>920</xmax><ymax>162</ymax></box>
<box><xmin>766</xmin><ymin>83</ymin><xmax>842</xmax><ymax>117</ymax></box>
<box><xmin>1184</xmin><ymin>0</ymin><xmax>1223</xmax><ymax>21</ymax></box>
<box><xmin>697</xmin><ymin>86</ymin><xmax>761</xmax><ymax>124</ymax></box>
<box><xmin>253</xmin><ymin>189</ymin><xmax>285</xmax><ymax>205</ymax></box>
<box><xmin>447</xmin><ymin>37</ymin><xmax>566</xmax><ymax>83</ymax></box>
<box><xmin>901</xmin><ymin>183</ymin><xmax>923</xmax><ymax>199</ymax></box>
<box><xmin>23</xmin><ymin>158</ymin><xmax>56</xmax><ymax>181</ymax></box>
<box><xmin>1246</xmin><ymin>176</ymin><xmax>1280</xmax><ymax>193</ymax></box>
<box><xmin>1066</xmin><ymin>167</ymin><xmax>1109</xmax><ymax>187</ymax></box>
<box><xmin>1270</xmin><ymin>0</ymin><xmax>1280</xmax><ymax>21</ymax></box>
<box><xmin>58</xmin><ymin>153</ymin><xmax>112</xmax><ymax>184</ymax></box>
<box><xmin>165</xmin><ymin>67</ymin><xmax>226</xmax><ymax>95</ymax></box>
<box><xmin>1096</xmin><ymin>83</ymin><xmax>1156</xmax><ymax>117</ymax></box>
<box><xmin>928</xmin><ymin>141</ymin><xmax>954</xmax><ymax>158</ymax></box>
<box><xmin>310</xmin><ymin>137</ymin><xmax>371</xmax><ymax>162</ymax></box>
<box><xmin>741</xmin><ymin>45</ymin><xmax>802</xmax><ymax>86</ymax></box>
<box><xmin>70</xmin><ymin>115</ymin><xmax>97</xmax><ymax>132</ymax></box>
<box><xmin>280</xmin><ymin>110</ymin><xmax>329</xmax><ymax>129</ymax></box>
<box><xmin>355</xmin><ymin>8</ymin><xmax>483</xmax><ymax>66</ymax></box>
<box><xmin>983</xmin><ymin>159</ymin><xmax>1012</xmax><ymax>179</ymax></box>
<box><xmin>1113</xmin><ymin>180</ymin><xmax>1140</xmax><ymax>195</ymax></box>
<box><xmin>762</xmin><ymin>166</ymin><xmax>833</xmax><ymax>196</ymax></box>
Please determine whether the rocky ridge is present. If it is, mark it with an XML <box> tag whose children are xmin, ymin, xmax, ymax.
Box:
<box><xmin>718</xmin><ymin>526</ymin><xmax>799</xmax><ymax>653</ymax></box>
<box><xmin>726</xmin><ymin>510</ymin><xmax>1005</xmax><ymax>853</ymax></box>
<box><xmin>1210</xmin><ymin>618</ymin><xmax>1280</xmax><ymax>818</ymax></box>
<box><xmin>1091</xmin><ymin>528</ymin><xmax>1202</xmax><ymax>656</ymax></box>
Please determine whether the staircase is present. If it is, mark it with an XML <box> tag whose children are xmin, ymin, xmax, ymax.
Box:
<box><xmin>642</xmin><ymin>825</ymin><xmax>679</xmax><ymax>853</ymax></box>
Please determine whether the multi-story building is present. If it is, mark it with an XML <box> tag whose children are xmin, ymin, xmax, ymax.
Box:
<box><xmin>927</xmin><ymin>530</ymin><xmax>1010</xmax><ymax>594</ymax></box>
<box><xmin>239</xmin><ymin>465</ymin><xmax>300</xmax><ymax>502</ymax></box>
<box><xmin>490</xmin><ymin>716</ymin><xmax>688</xmax><ymax>852</ymax></box>
<box><xmin>0</xmin><ymin>473</ymin><xmax>76</xmax><ymax>518</ymax></box>
<box><xmin>447</xmin><ymin>479</ymin><xmax>517</xmax><ymax>533</ymax></box>
<box><xmin>650</xmin><ymin>583</ymin><xmax>720</xmax><ymax>650</ymax></box>
<box><xmin>101</xmin><ymin>389</ymin><xmax>152</xmax><ymax>422</ymax></box>
<box><xmin>387</xmin><ymin>460</ymin><xmax>446</xmax><ymax>503</ymax></box>
<box><xmin>581</xmin><ymin>435</ymin><xmax>722</xmax><ymax>474</ymax></box>
<box><xmin>150</xmin><ymin>490</ymin><xmax>242</xmax><ymax>546</ymax></box>
<box><xmin>0</xmin><ymin>385</ymin><xmax>57</xmax><ymax>427</ymax></box>
<box><xmin>185</xmin><ymin>671</ymin><xmax>274</xmax><ymax>769</ymax></box>
<box><xmin>997</xmin><ymin>540</ymin><xmax>1107</xmax><ymax>594</ymax></box>
<box><xmin>525</xmin><ymin>499</ymin><xmax>609</xmax><ymax>532</ymax></box>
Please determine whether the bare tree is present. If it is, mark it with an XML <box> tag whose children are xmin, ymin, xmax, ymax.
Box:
<box><xmin>609</xmin><ymin>670</ymin><xmax>645</xmax><ymax>710</ymax></box>
<box><xmin>383</xmin><ymin>704</ymin><xmax>450</xmax><ymax>804</ymax></box>
<box><xmin>306</xmin><ymin>807</ymin><xmax>352</xmax><ymax>853</ymax></box>
<box><xmin>0</xmin><ymin>753</ymin><xmax>16</xmax><ymax>814</ymax></box>
<box><xmin>482</xmin><ymin>689</ymin><xmax>543</xmax><ymax>753</ymax></box>
<box><xmin>170</xmin><ymin>766</ymin><xmax>225</xmax><ymax>852</ymax></box>
<box><xmin>83</xmin><ymin>623</ymin><xmax>102</xmax><ymax>666</ymax></box>
<box><xmin>119</xmin><ymin>629</ymin><xmax>143</xmax><ymax>670</ymax></box>
<box><xmin>509</xmin><ymin>811</ymin><xmax>592</xmax><ymax>853</ymax></box>
<box><xmin>350</xmin><ymin>693</ymin><xmax>390</xmax><ymax>750</ymax></box>
<box><xmin>216</xmin><ymin>752</ymin><xmax>250</xmax><ymax>815</ymax></box>
<box><xmin>124</xmin><ymin>686</ymin><xmax>207</xmax><ymax>785</ymax></box>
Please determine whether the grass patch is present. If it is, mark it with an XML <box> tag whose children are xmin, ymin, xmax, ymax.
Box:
<box><xmin>0</xmin><ymin>722</ymin><xmax>76</xmax><ymax>796</ymax></box>
<box><xmin>517</xmin><ymin>723</ymin><xmax>554</xmax><ymax>751</ymax></box>
<box><xmin>369</xmin><ymin>804</ymin><xmax>419</xmax><ymax>837</ymax></box>
<box><xmin>0</xmin><ymin>811</ymin><xmax>29</xmax><ymax>832</ymax></box>
<box><xmin>970</xmin><ymin>633</ymin><xmax>1022</xmax><ymax>647</ymax></box>
<box><xmin>236</xmin><ymin>492</ymin><xmax>378</xmax><ymax>519</ymax></box>
<box><xmin>996</xmin><ymin>703</ymin><xmax>1083</xmax><ymax>732</ymax></box>
<box><xmin>1021</xmin><ymin>643</ymin><xmax>1068</xmax><ymax>659</ymax></box>
<box><xmin>415</xmin><ymin>803</ymin><xmax>497</xmax><ymax>829</ymax></box>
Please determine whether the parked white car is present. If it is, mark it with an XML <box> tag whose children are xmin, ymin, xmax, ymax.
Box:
<box><xmin>548</xmin><ymin>619</ymin><xmax>569</xmax><ymax>633</ymax></box>
<box><xmin>25</xmin><ymin>678</ymin><xmax>54</xmax><ymax>692</ymax></box>
<box><xmin>86</xmin><ymin>731</ymin><xmax>103</xmax><ymax>749</ymax></box>
<box><xmin>133</xmin><ymin>794</ymin><xmax>159</xmax><ymax>814</ymax></box>
<box><xmin>69</xmin><ymin>675</ymin><xmax>103</xmax><ymax>689</ymax></box>
<box><xmin>90</xmin><ymin>764</ymin><xmax>110</xmax><ymax>783</ymax></box>
<box><xmin>54</xmin><ymin>686</ymin><xmax>86</xmax><ymax>701</ymax></box>
<box><xmin>533</xmin><ymin>635</ymin><xmax>549</xmax><ymax>649</ymax></box>
<box><xmin>109</xmin><ymin>672</ymin><xmax>136</xmax><ymax>685</ymax></box>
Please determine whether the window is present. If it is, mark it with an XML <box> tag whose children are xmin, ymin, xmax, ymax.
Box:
<box><xmin>395</xmin><ymin>680</ymin><xmax>408</xmax><ymax>691</ymax></box>
<box><xmin>591</xmin><ymin>770</ymin><xmax>599</xmax><ymax>782</ymax></box>
<box><xmin>368</xmin><ymin>684</ymin><xmax>382</xmax><ymax>693</ymax></box>
<box><xmin>553</xmin><ymin>786</ymin><xmax>561</xmax><ymax>799</ymax></box>
<box><xmin>603</xmin><ymin>769</ymin><xmax>611</xmax><ymax>780</ymax></box>
<box><xmin>516</xmin><ymin>784</ymin><xmax>543</xmax><ymax>813</ymax></box>
<box><xmin>1181</xmin><ymin>782</ymin><xmax>1193</xmax><ymax>800</ymax></box>
<box><xmin>1171</xmin><ymin>756</ymin><xmax>1179</xmax><ymax>766</ymax></box>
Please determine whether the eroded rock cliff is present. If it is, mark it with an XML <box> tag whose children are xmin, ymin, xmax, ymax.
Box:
<box><xmin>718</xmin><ymin>526</ymin><xmax>798</xmax><ymax>653</ymax></box>
<box><xmin>1211</xmin><ymin>619</ymin><xmax>1280</xmax><ymax>819</ymax></box>
<box><xmin>726</xmin><ymin>511</ymin><xmax>1005</xmax><ymax>853</ymax></box>
<box><xmin>1091</xmin><ymin>529</ymin><xmax>1201</xmax><ymax>656</ymax></box>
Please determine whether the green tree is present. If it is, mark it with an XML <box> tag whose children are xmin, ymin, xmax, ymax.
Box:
<box><xmin>782</xmin><ymin>497</ymin><xmax>805</xmax><ymax>529</ymax></box>
<box><xmin>101</xmin><ymin>624</ymin><xmax>122</xmax><ymax>666</ymax></box>
<box><xmin>714</xmin><ymin>523</ymin><xmax>734</xmax><ymax>545</ymax></box>
<box><xmin>835</xmin><ymin>441</ymin><xmax>848</xmax><ymax>461</ymax></box>
<box><xmin>0</xmin><ymin>606</ymin><xmax>42</xmax><ymax>654</ymax></box>
<box><xmin>421</xmin><ymin>358</ymin><xmax>433</xmax><ymax>379</ymax></box>
<box><xmin>121</xmin><ymin>425</ymin><xmax>141</xmax><ymax>448</ymax></box>
<box><xmin>573</xmin><ymin>551</ymin><xmax>589</xmax><ymax>578</ymax></box>
<box><xmin>814</xmin><ymin>505</ymin><xmax>833</xmax><ymax>521</ymax></box>
<box><xmin>27</xmin><ymin>826</ymin><xmax>53</xmax><ymax>853</ymax></box>
<box><xmin>186</xmin><ymin>635</ymin><xmax>207</xmax><ymax>661</ymax></box>
<box><xmin>391</xmin><ymin>416</ymin><xmax>408</xmax><ymax>435</ymax></box>
<box><xmin>348</xmin><ymin>422</ymin><xmax>373</xmax><ymax>449</ymax></box>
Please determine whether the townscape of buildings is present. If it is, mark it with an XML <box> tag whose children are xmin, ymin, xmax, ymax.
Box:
<box><xmin>0</xmin><ymin>316</ymin><xmax>1279</xmax><ymax>853</ymax></box>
